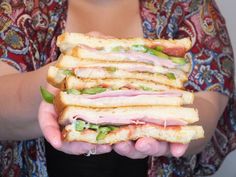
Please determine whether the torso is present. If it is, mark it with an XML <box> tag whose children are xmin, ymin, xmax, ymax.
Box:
<box><xmin>48</xmin><ymin>3</ymin><xmax>148</xmax><ymax>176</ymax></box>
<box><xmin>65</xmin><ymin>0</ymin><xmax>143</xmax><ymax>38</ymax></box>
<box><xmin>0</xmin><ymin>1</ymin><xmax>235</xmax><ymax>177</ymax></box>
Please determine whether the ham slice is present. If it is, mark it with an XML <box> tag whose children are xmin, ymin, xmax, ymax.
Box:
<box><xmin>54</xmin><ymin>90</ymin><xmax>194</xmax><ymax>113</ymax></box>
<box><xmin>71</xmin><ymin>113</ymin><xmax>188</xmax><ymax>126</ymax></box>
<box><xmin>84</xmin><ymin>90</ymin><xmax>182</xmax><ymax>99</ymax></box>
<box><xmin>78</xmin><ymin>45</ymin><xmax>177</xmax><ymax>68</ymax></box>
<box><xmin>106</xmin><ymin>51</ymin><xmax>176</xmax><ymax>68</ymax></box>
<box><xmin>59</xmin><ymin>106</ymin><xmax>199</xmax><ymax>126</ymax></box>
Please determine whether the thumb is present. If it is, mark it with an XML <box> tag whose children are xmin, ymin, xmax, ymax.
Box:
<box><xmin>38</xmin><ymin>101</ymin><xmax>61</xmax><ymax>149</ymax></box>
<box><xmin>170</xmin><ymin>143</ymin><xmax>189</xmax><ymax>158</ymax></box>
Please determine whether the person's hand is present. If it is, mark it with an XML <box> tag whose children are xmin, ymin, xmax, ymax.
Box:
<box><xmin>38</xmin><ymin>84</ymin><xmax>112</xmax><ymax>155</ymax></box>
<box><xmin>113</xmin><ymin>138</ymin><xmax>189</xmax><ymax>159</ymax></box>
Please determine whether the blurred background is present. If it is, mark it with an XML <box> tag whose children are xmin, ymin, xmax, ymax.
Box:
<box><xmin>216</xmin><ymin>0</ymin><xmax>236</xmax><ymax>80</ymax></box>
<box><xmin>209</xmin><ymin>1</ymin><xmax>236</xmax><ymax>177</ymax></box>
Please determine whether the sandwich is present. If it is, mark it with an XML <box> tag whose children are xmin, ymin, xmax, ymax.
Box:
<box><xmin>56</xmin><ymin>32</ymin><xmax>191</xmax><ymax>57</ymax></box>
<box><xmin>46</xmin><ymin>32</ymin><xmax>204</xmax><ymax>144</ymax></box>
<box><xmin>48</xmin><ymin>32</ymin><xmax>191</xmax><ymax>89</ymax></box>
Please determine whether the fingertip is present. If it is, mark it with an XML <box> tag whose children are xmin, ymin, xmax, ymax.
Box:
<box><xmin>44</xmin><ymin>127</ymin><xmax>62</xmax><ymax>149</ymax></box>
<box><xmin>47</xmin><ymin>84</ymin><xmax>60</xmax><ymax>94</ymax></box>
<box><xmin>135</xmin><ymin>139</ymin><xmax>151</xmax><ymax>152</ymax></box>
<box><xmin>50</xmin><ymin>135</ymin><xmax>62</xmax><ymax>149</ymax></box>
<box><xmin>104</xmin><ymin>145</ymin><xmax>112</xmax><ymax>153</ymax></box>
<box><xmin>135</xmin><ymin>138</ymin><xmax>158</xmax><ymax>154</ymax></box>
<box><xmin>113</xmin><ymin>141</ymin><xmax>132</xmax><ymax>155</ymax></box>
<box><xmin>170</xmin><ymin>143</ymin><xmax>189</xmax><ymax>158</ymax></box>
<box><xmin>97</xmin><ymin>145</ymin><xmax>112</xmax><ymax>154</ymax></box>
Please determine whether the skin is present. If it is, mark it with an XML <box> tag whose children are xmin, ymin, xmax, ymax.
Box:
<box><xmin>0</xmin><ymin>62</ymin><xmax>48</xmax><ymax>140</ymax></box>
<box><xmin>0</xmin><ymin>0</ymin><xmax>230</xmax><ymax>159</ymax></box>
<box><xmin>38</xmin><ymin>82</ymin><xmax>228</xmax><ymax>158</ymax></box>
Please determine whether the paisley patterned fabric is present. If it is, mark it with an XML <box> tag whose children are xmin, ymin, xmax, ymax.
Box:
<box><xmin>140</xmin><ymin>0</ymin><xmax>236</xmax><ymax>176</ymax></box>
<box><xmin>0</xmin><ymin>1</ymin><xmax>67</xmax><ymax>177</ymax></box>
<box><xmin>0</xmin><ymin>0</ymin><xmax>235</xmax><ymax>177</ymax></box>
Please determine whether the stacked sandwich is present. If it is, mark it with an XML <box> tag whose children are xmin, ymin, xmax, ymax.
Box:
<box><xmin>47</xmin><ymin>32</ymin><xmax>204</xmax><ymax>144</ymax></box>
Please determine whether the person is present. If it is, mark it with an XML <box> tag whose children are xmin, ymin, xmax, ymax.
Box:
<box><xmin>0</xmin><ymin>0</ymin><xmax>235</xmax><ymax>177</ymax></box>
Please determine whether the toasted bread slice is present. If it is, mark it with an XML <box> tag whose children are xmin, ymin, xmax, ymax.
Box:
<box><xmin>65</xmin><ymin>76</ymin><xmax>172</xmax><ymax>91</ymax></box>
<box><xmin>54</xmin><ymin>90</ymin><xmax>194</xmax><ymax>111</ymax></box>
<box><xmin>47</xmin><ymin>66</ymin><xmax>67</xmax><ymax>89</ymax></box>
<box><xmin>56</xmin><ymin>54</ymin><xmax>189</xmax><ymax>77</ymax></box>
<box><xmin>62</xmin><ymin>124</ymin><xmax>204</xmax><ymax>144</ymax></box>
<box><xmin>74</xmin><ymin>67</ymin><xmax>186</xmax><ymax>88</ymax></box>
<box><xmin>63</xmin><ymin>47</ymin><xmax>190</xmax><ymax>72</ymax></box>
<box><xmin>47</xmin><ymin>66</ymin><xmax>186</xmax><ymax>89</ymax></box>
<box><xmin>58</xmin><ymin>106</ymin><xmax>199</xmax><ymax>126</ymax></box>
<box><xmin>57</xmin><ymin>32</ymin><xmax>192</xmax><ymax>57</ymax></box>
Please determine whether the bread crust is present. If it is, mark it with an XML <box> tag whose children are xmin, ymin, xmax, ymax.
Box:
<box><xmin>57</xmin><ymin>32</ymin><xmax>192</xmax><ymax>57</ymax></box>
<box><xmin>47</xmin><ymin>65</ymin><xmax>186</xmax><ymax>89</ymax></box>
<box><xmin>56</xmin><ymin>54</ymin><xmax>190</xmax><ymax>75</ymax></box>
<box><xmin>54</xmin><ymin>90</ymin><xmax>194</xmax><ymax>112</ymax></box>
<box><xmin>58</xmin><ymin>106</ymin><xmax>199</xmax><ymax>126</ymax></box>
<box><xmin>62</xmin><ymin>124</ymin><xmax>204</xmax><ymax>144</ymax></box>
<box><xmin>50</xmin><ymin>32</ymin><xmax>204</xmax><ymax>145</ymax></box>
<box><xmin>66</xmin><ymin>76</ymin><xmax>172</xmax><ymax>91</ymax></box>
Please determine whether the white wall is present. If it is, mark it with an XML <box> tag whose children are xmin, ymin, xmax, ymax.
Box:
<box><xmin>209</xmin><ymin>1</ymin><xmax>236</xmax><ymax>177</ymax></box>
<box><xmin>216</xmin><ymin>0</ymin><xmax>236</xmax><ymax>80</ymax></box>
<box><xmin>217</xmin><ymin>1</ymin><xmax>236</xmax><ymax>52</ymax></box>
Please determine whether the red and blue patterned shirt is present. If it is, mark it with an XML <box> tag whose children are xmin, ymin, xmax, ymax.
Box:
<box><xmin>0</xmin><ymin>0</ymin><xmax>235</xmax><ymax>176</ymax></box>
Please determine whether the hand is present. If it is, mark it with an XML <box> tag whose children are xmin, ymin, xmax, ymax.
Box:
<box><xmin>38</xmin><ymin>84</ymin><xmax>112</xmax><ymax>155</ymax></box>
<box><xmin>113</xmin><ymin>138</ymin><xmax>189</xmax><ymax>159</ymax></box>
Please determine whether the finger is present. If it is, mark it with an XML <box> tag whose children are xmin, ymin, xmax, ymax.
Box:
<box><xmin>95</xmin><ymin>145</ymin><xmax>112</xmax><ymax>154</ymax></box>
<box><xmin>135</xmin><ymin>138</ymin><xmax>169</xmax><ymax>156</ymax></box>
<box><xmin>59</xmin><ymin>143</ymin><xmax>112</xmax><ymax>155</ymax></box>
<box><xmin>58</xmin><ymin>142</ymin><xmax>96</xmax><ymax>155</ymax></box>
<box><xmin>170</xmin><ymin>143</ymin><xmax>189</xmax><ymax>158</ymax></box>
<box><xmin>38</xmin><ymin>101</ymin><xmax>61</xmax><ymax>149</ymax></box>
<box><xmin>113</xmin><ymin>141</ymin><xmax>147</xmax><ymax>159</ymax></box>
<box><xmin>47</xmin><ymin>84</ymin><xmax>60</xmax><ymax>95</ymax></box>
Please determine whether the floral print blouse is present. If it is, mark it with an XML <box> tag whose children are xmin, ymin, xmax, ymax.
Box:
<box><xmin>0</xmin><ymin>0</ymin><xmax>235</xmax><ymax>177</ymax></box>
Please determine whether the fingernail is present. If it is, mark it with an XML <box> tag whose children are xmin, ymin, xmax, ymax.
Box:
<box><xmin>116</xmin><ymin>142</ymin><xmax>131</xmax><ymax>154</ymax></box>
<box><xmin>174</xmin><ymin>147</ymin><xmax>184</xmax><ymax>157</ymax></box>
<box><xmin>138</xmin><ymin>143</ymin><xmax>151</xmax><ymax>152</ymax></box>
<box><xmin>52</xmin><ymin>137</ymin><xmax>60</xmax><ymax>148</ymax></box>
<box><xmin>102</xmin><ymin>147</ymin><xmax>111</xmax><ymax>153</ymax></box>
<box><xmin>121</xmin><ymin>143</ymin><xmax>130</xmax><ymax>150</ymax></box>
<box><xmin>99</xmin><ymin>145</ymin><xmax>112</xmax><ymax>153</ymax></box>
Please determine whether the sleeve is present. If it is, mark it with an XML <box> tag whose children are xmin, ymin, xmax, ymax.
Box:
<box><xmin>176</xmin><ymin>0</ymin><xmax>234</xmax><ymax>97</ymax></box>
<box><xmin>176</xmin><ymin>1</ymin><xmax>236</xmax><ymax>175</ymax></box>
<box><xmin>0</xmin><ymin>8</ymin><xmax>29</xmax><ymax>72</ymax></box>
<box><xmin>156</xmin><ymin>0</ymin><xmax>235</xmax><ymax>175</ymax></box>
<box><xmin>0</xmin><ymin>2</ymin><xmax>52</xmax><ymax>73</ymax></box>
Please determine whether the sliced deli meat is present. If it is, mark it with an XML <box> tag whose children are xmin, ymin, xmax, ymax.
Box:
<box><xmin>54</xmin><ymin>90</ymin><xmax>194</xmax><ymax>112</ymax></box>
<box><xmin>58</xmin><ymin>106</ymin><xmax>199</xmax><ymax>126</ymax></box>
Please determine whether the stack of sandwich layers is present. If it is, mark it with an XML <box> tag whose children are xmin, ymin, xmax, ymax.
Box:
<box><xmin>47</xmin><ymin>32</ymin><xmax>204</xmax><ymax>144</ymax></box>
